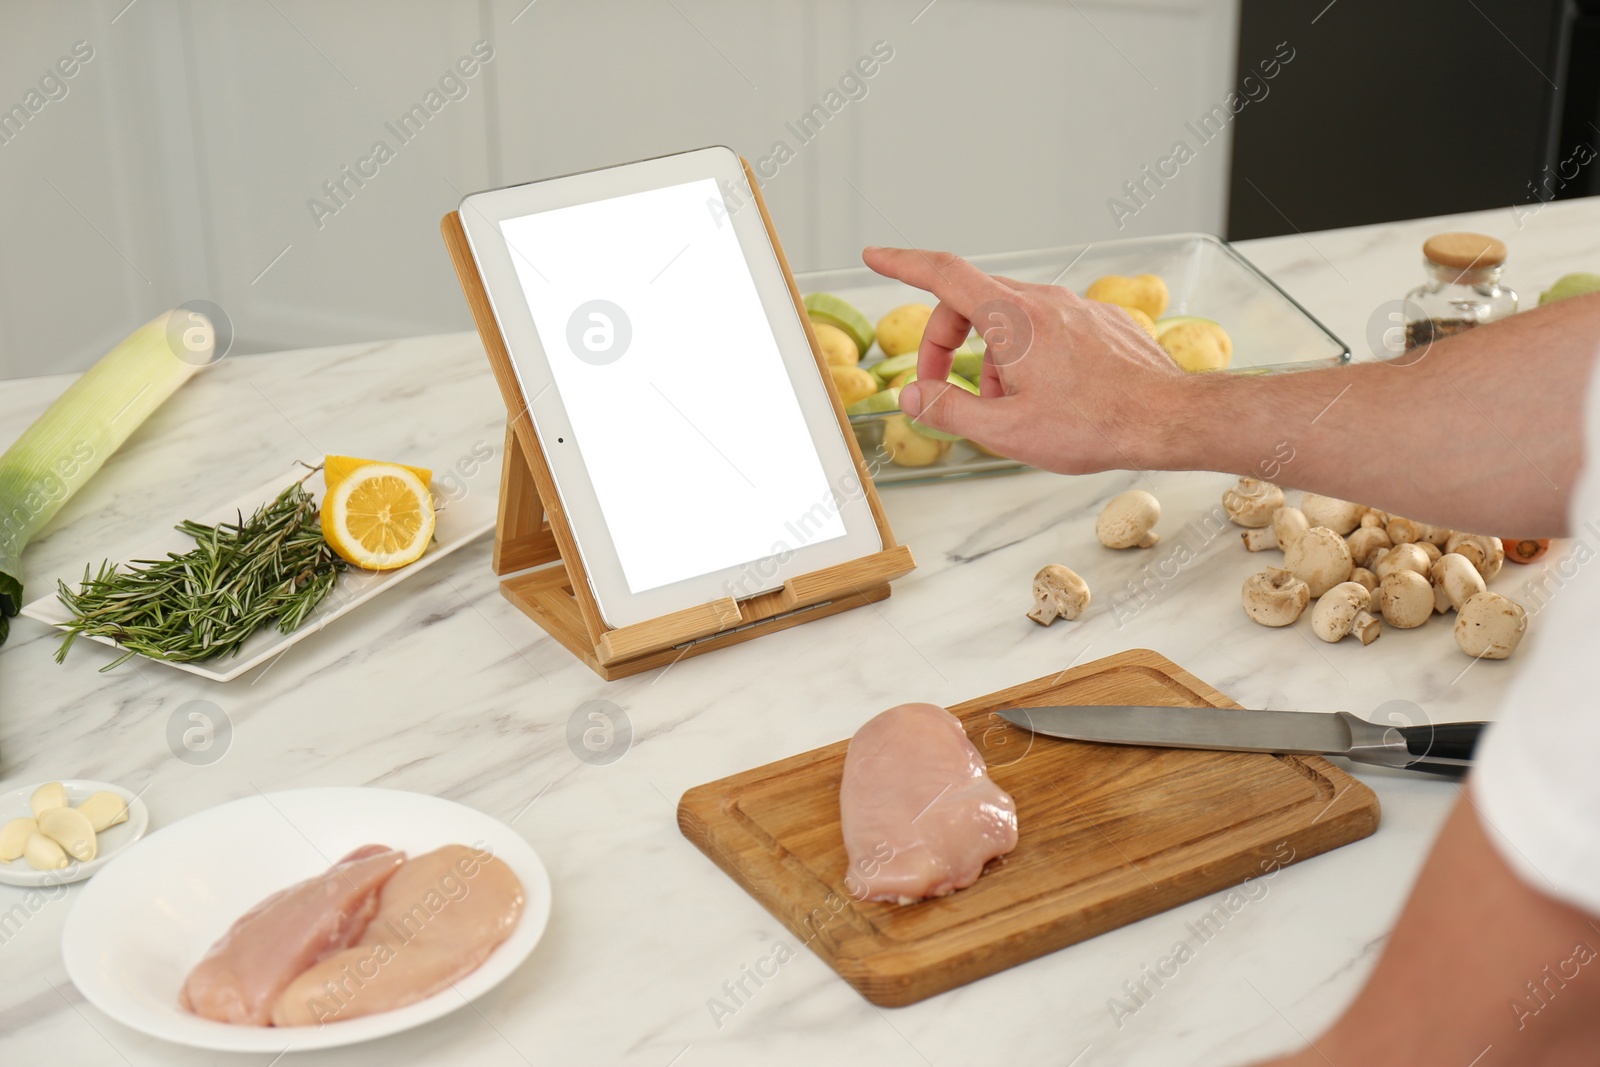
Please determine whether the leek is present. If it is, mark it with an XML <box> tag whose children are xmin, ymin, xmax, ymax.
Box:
<box><xmin>0</xmin><ymin>309</ymin><xmax>212</xmax><ymax>644</ymax></box>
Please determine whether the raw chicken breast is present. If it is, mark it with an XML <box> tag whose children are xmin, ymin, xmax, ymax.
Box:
<box><xmin>180</xmin><ymin>844</ymin><xmax>405</xmax><ymax>1025</ymax></box>
<box><xmin>840</xmin><ymin>703</ymin><xmax>1018</xmax><ymax>903</ymax></box>
<box><xmin>271</xmin><ymin>844</ymin><xmax>524</xmax><ymax>1026</ymax></box>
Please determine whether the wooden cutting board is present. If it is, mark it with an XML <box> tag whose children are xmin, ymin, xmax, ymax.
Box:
<box><xmin>677</xmin><ymin>648</ymin><xmax>1380</xmax><ymax>1007</ymax></box>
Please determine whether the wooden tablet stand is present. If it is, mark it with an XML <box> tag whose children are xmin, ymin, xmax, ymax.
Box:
<box><xmin>440</xmin><ymin>158</ymin><xmax>915</xmax><ymax>680</ymax></box>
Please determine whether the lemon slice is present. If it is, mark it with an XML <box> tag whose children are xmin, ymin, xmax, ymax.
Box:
<box><xmin>320</xmin><ymin>463</ymin><xmax>435</xmax><ymax>570</ymax></box>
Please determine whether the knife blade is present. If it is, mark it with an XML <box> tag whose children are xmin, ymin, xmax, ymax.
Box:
<box><xmin>994</xmin><ymin>704</ymin><xmax>1484</xmax><ymax>777</ymax></box>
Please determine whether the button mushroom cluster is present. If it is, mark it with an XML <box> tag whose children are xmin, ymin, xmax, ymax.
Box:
<box><xmin>1226</xmin><ymin>479</ymin><xmax>1529</xmax><ymax>659</ymax></box>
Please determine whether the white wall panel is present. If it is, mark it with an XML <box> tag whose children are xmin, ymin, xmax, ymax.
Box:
<box><xmin>0</xmin><ymin>0</ymin><xmax>1239</xmax><ymax>379</ymax></box>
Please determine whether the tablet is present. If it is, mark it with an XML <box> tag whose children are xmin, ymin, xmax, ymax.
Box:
<box><xmin>457</xmin><ymin>147</ymin><xmax>883</xmax><ymax>629</ymax></box>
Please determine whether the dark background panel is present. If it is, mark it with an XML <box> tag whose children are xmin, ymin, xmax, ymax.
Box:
<box><xmin>1227</xmin><ymin>0</ymin><xmax>1594</xmax><ymax>239</ymax></box>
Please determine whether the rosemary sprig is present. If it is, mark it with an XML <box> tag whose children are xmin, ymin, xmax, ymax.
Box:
<box><xmin>54</xmin><ymin>482</ymin><xmax>345</xmax><ymax>671</ymax></box>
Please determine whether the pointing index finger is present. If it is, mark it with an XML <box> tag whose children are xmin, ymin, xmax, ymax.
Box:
<box><xmin>861</xmin><ymin>247</ymin><xmax>1016</xmax><ymax>320</ymax></box>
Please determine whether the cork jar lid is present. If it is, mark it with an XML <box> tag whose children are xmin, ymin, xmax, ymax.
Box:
<box><xmin>1423</xmin><ymin>232</ymin><xmax>1507</xmax><ymax>270</ymax></box>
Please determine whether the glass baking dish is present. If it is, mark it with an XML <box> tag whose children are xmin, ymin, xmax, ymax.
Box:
<box><xmin>796</xmin><ymin>232</ymin><xmax>1348</xmax><ymax>485</ymax></box>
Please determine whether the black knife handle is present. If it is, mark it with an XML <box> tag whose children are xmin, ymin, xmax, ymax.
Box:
<box><xmin>1397</xmin><ymin>721</ymin><xmax>1486</xmax><ymax>776</ymax></box>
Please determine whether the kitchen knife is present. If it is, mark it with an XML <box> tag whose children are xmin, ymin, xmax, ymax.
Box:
<box><xmin>995</xmin><ymin>705</ymin><xmax>1484</xmax><ymax>777</ymax></box>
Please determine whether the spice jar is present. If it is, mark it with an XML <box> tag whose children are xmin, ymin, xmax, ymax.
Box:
<box><xmin>1403</xmin><ymin>232</ymin><xmax>1518</xmax><ymax>349</ymax></box>
<box><xmin>1402</xmin><ymin>233</ymin><xmax>1545</xmax><ymax>560</ymax></box>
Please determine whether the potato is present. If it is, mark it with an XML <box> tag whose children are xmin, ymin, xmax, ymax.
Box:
<box><xmin>881</xmin><ymin>415</ymin><xmax>951</xmax><ymax>467</ymax></box>
<box><xmin>875</xmin><ymin>303</ymin><xmax>935</xmax><ymax>357</ymax></box>
<box><xmin>811</xmin><ymin>321</ymin><xmax>859</xmax><ymax>368</ymax></box>
<box><xmin>1157</xmin><ymin>318</ymin><xmax>1232</xmax><ymax>372</ymax></box>
<box><xmin>829</xmin><ymin>364</ymin><xmax>879</xmax><ymax>407</ymax></box>
<box><xmin>1121</xmin><ymin>306</ymin><xmax>1160</xmax><ymax>340</ymax></box>
<box><xmin>1086</xmin><ymin>274</ymin><xmax>1169</xmax><ymax>319</ymax></box>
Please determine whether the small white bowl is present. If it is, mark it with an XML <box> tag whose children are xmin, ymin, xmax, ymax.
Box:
<box><xmin>0</xmin><ymin>779</ymin><xmax>149</xmax><ymax>888</ymax></box>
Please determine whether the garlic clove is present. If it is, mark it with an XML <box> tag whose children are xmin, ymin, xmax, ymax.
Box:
<box><xmin>37</xmin><ymin>806</ymin><xmax>96</xmax><ymax>862</ymax></box>
<box><xmin>23</xmin><ymin>830</ymin><xmax>70</xmax><ymax>871</ymax></box>
<box><xmin>29</xmin><ymin>782</ymin><xmax>67</xmax><ymax>818</ymax></box>
<box><xmin>0</xmin><ymin>817</ymin><xmax>35</xmax><ymax>863</ymax></box>
<box><xmin>77</xmin><ymin>792</ymin><xmax>130</xmax><ymax>832</ymax></box>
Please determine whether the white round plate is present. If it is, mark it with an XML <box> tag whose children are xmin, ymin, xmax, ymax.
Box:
<box><xmin>61</xmin><ymin>787</ymin><xmax>552</xmax><ymax>1052</ymax></box>
<box><xmin>0</xmin><ymin>779</ymin><xmax>149</xmax><ymax>887</ymax></box>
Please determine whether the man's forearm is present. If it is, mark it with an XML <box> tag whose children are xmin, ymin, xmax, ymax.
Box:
<box><xmin>1260</xmin><ymin>793</ymin><xmax>1600</xmax><ymax>1067</ymax></box>
<box><xmin>860</xmin><ymin>246</ymin><xmax>1598</xmax><ymax>533</ymax></box>
<box><xmin>1152</xmin><ymin>295</ymin><xmax>1600</xmax><ymax>537</ymax></box>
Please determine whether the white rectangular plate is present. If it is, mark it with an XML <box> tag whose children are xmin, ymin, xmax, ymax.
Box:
<box><xmin>21</xmin><ymin>467</ymin><xmax>495</xmax><ymax>682</ymax></box>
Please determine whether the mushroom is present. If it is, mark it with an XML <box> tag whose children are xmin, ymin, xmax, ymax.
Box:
<box><xmin>1283</xmin><ymin>526</ymin><xmax>1353</xmax><ymax>598</ymax></box>
<box><xmin>1223</xmin><ymin>478</ymin><xmax>1285</xmax><ymax>528</ymax></box>
<box><xmin>1378</xmin><ymin>570</ymin><xmax>1434</xmax><ymax>629</ymax></box>
<box><xmin>1386</xmin><ymin>516</ymin><xmax>1427</xmax><ymax>545</ymax></box>
<box><xmin>1027</xmin><ymin>564</ymin><xmax>1090</xmax><ymax>625</ymax></box>
<box><xmin>1097</xmin><ymin>490</ymin><xmax>1161</xmax><ymax>549</ymax></box>
<box><xmin>1312</xmin><ymin>582</ymin><xmax>1381</xmax><ymax>645</ymax></box>
<box><xmin>1349</xmin><ymin>566</ymin><xmax>1379</xmax><ymax>593</ymax></box>
<box><xmin>1454</xmin><ymin>591</ymin><xmax>1527</xmax><ymax>660</ymax></box>
<box><xmin>1241</xmin><ymin>527</ymin><xmax>1276</xmax><ymax>552</ymax></box>
<box><xmin>1431</xmin><ymin>553</ymin><xmax>1486</xmax><ymax>614</ymax></box>
<box><xmin>1445</xmin><ymin>533</ymin><xmax>1505</xmax><ymax>581</ymax></box>
<box><xmin>1241</xmin><ymin>568</ymin><xmax>1311</xmax><ymax>627</ymax></box>
<box><xmin>1274</xmin><ymin>506</ymin><xmax>1310</xmax><ymax>549</ymax></box>
<box><xmin>1416</xmin><ymin>541</ymin><xmax>1443</xmax><ymax>566</ymax></box>
<box><xmin>1358</xmin><ymin>507</ymin><xmax>1390</xmax><ymax>529</ymax></box>
<box><xmin>1373</xmin><ymin>542</ymin><xmax>1432</xmax><ymax>581</ymax></box>
<box><xmin>1345</xmin><ymin>526</ymin><xmax>1392</xmax><ymax>569</ymax></box>
<box><xmin>1243</xmin><ymin>505</ymin><xmax>1309</xmax><ymax>552</ymax></box>
<box><xmin>1425</xmin><ymin>525</ymin><xmax>1455</xmax><ymax>548</ymax></box>
<box><xmin>1301</xmin><ymin>494</ymin><xmax>1365</xmax><ymax>536</ymax></box>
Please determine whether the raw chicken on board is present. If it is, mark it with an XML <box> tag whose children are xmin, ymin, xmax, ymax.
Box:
<box><xmin>272</xmin><ymin>844</ymin><xmax>525</xmax><ymax>1025</ymax></box>
<box><xmin>839</xmin><ymin>703</ymin><xmax>1019</xmax><ymax>903</ymax></box>
<box><xmin>180</xmin><ymin>845</ymin><xmax>406</xmax><ymax>1025</ymax></box>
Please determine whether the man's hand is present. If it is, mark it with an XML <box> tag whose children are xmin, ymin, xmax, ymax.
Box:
<box><xmin>862</xmin><ymin>246</ymin><xmax>1187</xmax><ymax>474</ymax></box>
<box><xmin>864</xmin><ymin>247</ymin><xmax>1595</xmax><ymax>535</ymax></box>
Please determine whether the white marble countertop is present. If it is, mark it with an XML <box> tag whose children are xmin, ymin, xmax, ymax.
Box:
<box><xmin>3</xmin><ymin>196</ymin><xmax>1597</xmax><ymax>1066</ymax></box>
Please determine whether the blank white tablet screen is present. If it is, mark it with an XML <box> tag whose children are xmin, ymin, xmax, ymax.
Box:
<box><xmin>498</xmin><ymin>178</ymin><xmax>846</xmax><ymax>595</ymax></box>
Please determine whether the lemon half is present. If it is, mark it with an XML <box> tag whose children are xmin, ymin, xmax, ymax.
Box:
<box><xmin>321</xmin><ymin>462</ymin><xmax>435</xmax><ymax>571</ymax></box>
<box><xmin>324</xmin><ymin>454</ymin><xmax>432</xmax><ymax>493</ymax></box>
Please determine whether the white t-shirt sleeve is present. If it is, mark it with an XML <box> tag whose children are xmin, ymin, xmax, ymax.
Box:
<box><xmin>1472</xmin><ymin>350</ymin><xmax>1600</xmax><ymax>916</ymax></box>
